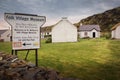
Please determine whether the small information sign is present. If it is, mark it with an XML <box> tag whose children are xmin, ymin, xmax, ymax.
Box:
<box><xmin>5</xmin><ymin>13</ymin><xmax>46</xmax><ymax>50</ymax></box>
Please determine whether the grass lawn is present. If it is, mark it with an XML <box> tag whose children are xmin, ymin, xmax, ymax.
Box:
<box><xmin>0</xmin><ymin>38</ymin><xmax>120</xmax><ymax>80</ymax></box>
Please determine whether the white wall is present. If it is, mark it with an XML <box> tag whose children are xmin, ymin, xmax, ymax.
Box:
<box><xmin>79</xmin><ymin>29</ymin><xmax>100</xmax><ymax>38</ymax></box>
<box><xmin>52</xmin><ymin>20</ymin><xmax>77</xmax><ymax>42</ymax></box>
<box><xmin>115</xmin><ymin>26</ymin><xmax>120</xmax><ymax>39</ymax></box>
<box><xmin>112</xmin><ymin>26</ymin><xmax>120</xmax><ymax>39</ymax></box>
<box><xmin>90</xmin><ymin>29</ymin><xmax>100</xmax><ymax>38</ymax></box>
<box><xmin>111</xmin><ymin>30</ymin><xmax>115</xmax><ymax>38</ymax></box>
<box><xmin>1</xmin><ymin>30</ymin><xmax>11</xmax><ymax>41</ymax></box>
<box><xmin>78</xmin><ymin>31</ymin><xmax>90</xmax><ymax>38</ymax></box>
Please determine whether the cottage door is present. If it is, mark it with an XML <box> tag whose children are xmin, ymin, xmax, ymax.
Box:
<box><xmin>93</xmin><ymin>32</ymin><xmax>96</xmax><ymax>38</ymax></box>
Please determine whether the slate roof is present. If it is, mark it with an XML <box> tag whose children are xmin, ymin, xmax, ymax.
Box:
<box><xmin>0</xmin><ymin>30</ymin><xmax>7</xmax><ymax>35</ymax></box>
<box><xmin>79</xmin><ymin>25</ymin><xmax>100</xmax><ymax>31</ymax></box>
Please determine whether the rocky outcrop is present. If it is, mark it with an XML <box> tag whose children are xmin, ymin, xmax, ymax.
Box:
<box><xmin>79</xmin><ymin>7</ymin><xmax>120</xmax><ymax>32</ymax></box>
<box><xmin>0</xmin><ymin>52</ymin><xmax>60</xmax><ymax>80</ymax></box>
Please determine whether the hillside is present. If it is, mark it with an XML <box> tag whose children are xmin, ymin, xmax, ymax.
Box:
<box><xmin>78</xmin><ymin>7</ymin><xmax>120</xmax><ymax>32</ymax></box>
<box><xmin>42</xmin><ymin>7</ymin><xmax>120</xmax><ymax>32</ymax></box>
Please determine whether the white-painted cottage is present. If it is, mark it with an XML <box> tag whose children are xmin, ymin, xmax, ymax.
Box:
<box><xmin>78</xmin><ymin>25</ymin><xmax>100</xmax><ymax>38</ymax></box>
<box><xmin>52</xmin><ymin>17</ymin><xmax>77</xmax><ymax>42</ymax></box>
<box><xmin>0</xmin><ymin>29</ymin><xmax>11</xmax><ymax>42</ymax></box>
<box><xmin>111</xmin><ymin>23</ymin><xmax>120</xmax><ymax>39</ymax></box>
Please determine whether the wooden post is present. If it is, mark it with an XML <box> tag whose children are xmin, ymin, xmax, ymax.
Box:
<box><xmin>35</xmin><ymin>49</ymin><xmax>38</xmax><ymax>67</ymax></box>
<box><xmin>15</xmin><ymin>50</ymin><xmax>17</xmax><ymax>55</ymax></box>
<box><xmin>11</xmin><ymin>50</ymin><xmax>14</xmax><ymax>55</ymax></box>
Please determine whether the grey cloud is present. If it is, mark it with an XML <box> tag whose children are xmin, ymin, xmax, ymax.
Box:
<box><xmin>0</xmin><ymin>0</ymin><xmax>120</xmax><ymax>27</ymax></box>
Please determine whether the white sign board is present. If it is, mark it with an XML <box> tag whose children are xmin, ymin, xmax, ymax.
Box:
<box><xmin>4</xmin><ymin>13</ymin><xmax>46</xmax><ymax>50</ymax></box>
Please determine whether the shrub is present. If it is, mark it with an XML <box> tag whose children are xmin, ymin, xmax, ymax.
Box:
<box><xmin>45</xmin><ymin>37</ymin><xmax>52</xmax><ymax>43</ymax></box>
<box><xmin>105</xmin><ymin>34</ymin><xmax>111</xmax><ymax>39</ymax></box>
<box><xmin>82</xmin><ymin>37</ymin><xmax>90</xmax><ymax>39</ymax></box>
<box><xmin>101</xmin><ymin>32</ymin><xmax>111</xmax><ymax>39</ymax></box>
<box><xmin>111</xmin><ymin>38</ymin><xmax>116</xmax><ymax>40</ymax></box>
<box><xmin>44</xmin><ymin>35</ymin><xmax>51</xmax><ymax>38</ymax></box>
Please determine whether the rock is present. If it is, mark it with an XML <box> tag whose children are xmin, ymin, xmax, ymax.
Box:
<box><xmin>61</xmin><ymin>78</ymin><xmax>80</xmax><ymax>80</ymax></box>
<box><xmin>0</xmin><ymin>52</ymin><xmax>61</xmax><ymax>80</ymax></box>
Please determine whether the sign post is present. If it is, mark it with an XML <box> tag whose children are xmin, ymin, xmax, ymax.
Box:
<box><xmin>4</xmin><ymin>13</ymin><xmax>46</xmax><ymax>66</ymax></box>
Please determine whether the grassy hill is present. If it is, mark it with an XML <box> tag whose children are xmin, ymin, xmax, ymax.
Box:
<box><xmin>77</xmin><ymin>6</ymin><xmax>120</xmax><ymax>32</ymax></box>
<box><xmin>43</xmin><ymin>7</ymin><xmax>120</xmax><ymax>33</ymax></box>
<box><xmin>0</xmin><ymin>39</ymin><xmax>120</xmax><ymax>80</ymax></box>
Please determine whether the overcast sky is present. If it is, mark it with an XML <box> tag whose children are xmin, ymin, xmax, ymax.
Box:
<box><xmin>0</xmin><ymin>0</ymin><xmax>120</xmax><ymax>29</ymax></box>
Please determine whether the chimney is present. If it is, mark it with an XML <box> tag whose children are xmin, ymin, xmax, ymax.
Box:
<box><xmin>62</xmin><ymin>17</ymin><xmax>67</xmax><ymax>20</ymax></box>
<box><xmin>80</xmin><ymin>23</ymin><xmax>83</xmax><ymax>26</ymax></box>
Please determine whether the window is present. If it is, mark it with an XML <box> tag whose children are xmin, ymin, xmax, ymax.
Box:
<box><xmin>7</xmin><ymin>34</ymin><xmax>10</xmax><ymax>37</ymax></box>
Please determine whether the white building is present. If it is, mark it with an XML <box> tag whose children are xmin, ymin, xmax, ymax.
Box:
<box><xmin>111</xmin><ymin>23</ymin><xmax>120</xmax><ymax>39</ymax></box>
<box><xmin>78</xmin><ymin>25</ymin><xmax>100</xmax><ymax>38</ymax></box>
<box><xmin>41</xmin><ymin>26</ymin><xmax>52</xmax><ymax>38</ymax></box>
<box><xmin>52</xmin><ymin>17</ymin><xmax>77</xmax><ymax>42</ymax></box>
<box><xmin>0</xmin><ymin>29</ymin><xmax>11</xmax><ymax>42</ymax></box>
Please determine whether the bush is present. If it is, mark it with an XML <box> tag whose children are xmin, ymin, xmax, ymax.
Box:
<box><xmin>45</xmin><ymin>37</ymin><xmax>52</xmax><ymax>43</ymax></box>
<box><xmin>101</xmin><ymin>32</ymin><xmax>111</xmax><ymax>39</ymax></box>
<box><xmin>105</xmin><ymin>34</ymin><xmax>111</xmax><ymax>39</ymax></box>
<box><xmin>111</xmin><ymin>38</ymin><xmax>116</xmax><ymax>40</ymax></box>
<box><xmin>82</xmin><ymin>37</ymin><xmax>90</xmax><ymax>39</ymax></box>
<box><xmin>44</xmin><ymin>35</ymin><xmax>51</xmax><ymax>38</ymax></box>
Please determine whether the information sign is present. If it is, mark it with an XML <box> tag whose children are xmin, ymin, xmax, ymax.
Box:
<box><xmin>5</xmin><ymin>13</ymin><xmax>46</xmax><ymax>50</ymax></box>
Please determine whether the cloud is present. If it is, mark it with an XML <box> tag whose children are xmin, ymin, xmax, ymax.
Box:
<box><xmin>0</xmin><ymin>0</ymin><xmax>120</xmax><ymax>29</ymax></box>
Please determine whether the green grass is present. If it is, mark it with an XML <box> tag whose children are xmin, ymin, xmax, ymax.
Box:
<box><xmin>0</xmin><ymin>38</ymin><xmax>120</xmax><ymax>80</ymax></box>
